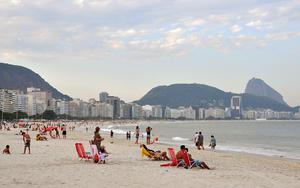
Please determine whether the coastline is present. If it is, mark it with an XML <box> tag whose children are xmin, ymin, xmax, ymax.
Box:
<box><xmin>0</xmin><ymin>127</ymin><xmax>299</xmax><ymax>188</ymax></box>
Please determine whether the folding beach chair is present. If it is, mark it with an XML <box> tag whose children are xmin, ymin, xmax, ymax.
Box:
<box><xmin>75</xmin><ymin>143</ymin><xmax>92</xmax><ymax>160</ymax></box>
<box><xmin>181</xmin><ymin>150</ymin><xmax>197</xmax><ymax>169</ymax></box>
<box><xmin>141</xmin><ymin>146</ymin><xmax>154</xmax><ymax>159</ymax></box>
<box><xmin>160</xmin><ymin>148</ymin><xmax>183</xmax><ymax>167</ymax></box>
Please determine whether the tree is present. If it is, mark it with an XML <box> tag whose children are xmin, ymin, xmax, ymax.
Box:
<box><xmin>42</xmin><ymin>110</ymin><xmax>57</xmax><ymax>120</ymax></box>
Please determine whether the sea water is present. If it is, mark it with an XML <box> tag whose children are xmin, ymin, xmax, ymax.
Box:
<box><xmin>100</xmin><ymin>120</ymin><xmax>300</xmax><ymax>160</ymax></box>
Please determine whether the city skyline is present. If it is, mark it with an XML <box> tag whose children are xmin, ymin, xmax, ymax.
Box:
<box><xmin>0</xmin><ymin>1</ymin><xmax>299</xmax><ymax>106</ymax></box>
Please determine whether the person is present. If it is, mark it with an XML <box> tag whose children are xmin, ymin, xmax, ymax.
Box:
<box><xmin>176</xmin><ymin>145</ymin><xmax>186</xmax><ymax>161</ymax></box>
<box><xmin>140</xmin><ymin>144</ymin><xmax>169</xmax><ymax>161</ymax></box>
<box><xmin>55</xmin><ymin>128</ymin><xmax>60</xmax><ymax>139</ymax></box>
<box><xmin>94</xmin><ymin>127</ymin><xmax>104</xmax><ymax>151</ymax></box>
<box><xmin>185</xmin><ymin>148</ymin><xmax>211</xmax><ymax>169</ymax></box>
<box><xmin>3</xmin><ymin>145</ymin><xmax>11</xmax><ymax>154</ymax></box>
<box><xmin>99</xmin><ymin>146</ymin><xmax>109</xmax><ymax>164</ymax></box>
<box><xmin>135</xmin><ymin>126</ymin><xmax>140</xmax><ymax>144</ymax></box>
<box><xmin>36</xmin><ymin>133</ymin><xmax>47</xmax><ymax>141</ymax></box>
<box><xmin>128</xmin><ymin>131</ymin><xmax>131</xmax><ymax>140</ymax></box>
<box><xmin>85</xmin><ymin>127</ymin><xmax>88</xmax><ymax>133</ymax></box>
<box><xmin>22</xmin><ymin>132</ymin><xmax>31</xmax><ymax>154</ymax></box>
<box><xmin>197</xmin><ymin>131</ymin><xmax>204</xmax><ymax>150</ymax></box>
<box><xmin>146</xmin><ymin>126</ymin><xmax>152</xmax><ymax>145</ymax></box>
<box><xmin>194</xmin><ymin>132</ymin><xmax>199</xmax><ymax>147</ymax></box>
<box><xmin>110</xmin><ymin>130</ymin><xmax>113</xmax><ymax>138</ymax></box>
<box><xmin>62</xmin><ymin>125</ymin><xmax>67</xmax><ymax>139</ymax></box>
<box><xmin>209</xmin><ymin>135</ymin><xmax>216</xmax><ymax>150</ymax></box>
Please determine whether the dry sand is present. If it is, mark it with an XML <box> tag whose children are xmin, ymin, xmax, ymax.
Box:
<box><xmin>0</xmin><ymin>128</ymin><xmax>299</xmax><ymax>188</ymax></box>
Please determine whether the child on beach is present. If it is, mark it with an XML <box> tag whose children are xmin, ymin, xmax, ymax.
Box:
<box><xmin>209</xmin><ymin>135</ymin><xmax>216</xmax><ymax>150</ymax></box>
<box><xmin>22</xmin><ymin>132</ymin><xmax>31</xmax><ymax>154</ymax></box>
<box><xmin>99</xmin><ymin>146</ymin><xmax>109</xmax><ymax>164</ymax></box>
<box><xmin>3</xmin><ymin>145</ymin><xmax>11</xmax><ymax>154</ymax></box>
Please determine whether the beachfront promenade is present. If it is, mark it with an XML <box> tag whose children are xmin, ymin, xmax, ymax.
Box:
<box><xmin>0</xmin><ymin>126</ymin><xmax>299</xmax><ymax>188</ymax></box>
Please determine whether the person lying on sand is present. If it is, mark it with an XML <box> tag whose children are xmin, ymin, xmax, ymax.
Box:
<box><xmin>140</xmin><ymin>144</ymin><xmax>169</xmax><ymax>161</ymax></box>
<box><xmin>36</xmin><ymin>134</ymin><xmax>47</xmax><ymax>141</ymax></box>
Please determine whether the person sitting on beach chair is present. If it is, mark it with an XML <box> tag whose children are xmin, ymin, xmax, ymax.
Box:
<box><xmin>140</xmin><ymin>144</ymin><xmax>169</xmax><ymax>161</ymax></box>
<box><xmin>185</xmin><ymin>148</ymin><xmax>211</xmax><ymax>169</ymax></box>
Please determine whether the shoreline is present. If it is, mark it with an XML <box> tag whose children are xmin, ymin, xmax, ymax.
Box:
<box><xmin>0</xmin><ymin>128</ymin><xmax>300</xmax><ymax>188</ymax></box>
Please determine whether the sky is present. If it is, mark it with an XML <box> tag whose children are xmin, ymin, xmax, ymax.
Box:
<box><xmin>0</xmin><ymin>0</ymin><xmax>300</xmax><ymax>106</ymax></box>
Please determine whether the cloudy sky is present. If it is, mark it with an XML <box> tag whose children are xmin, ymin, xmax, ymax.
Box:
<box><xmin>0</xmin><ymin>0</ymin><xmax>300</xmax><ymax>106</ymax></box>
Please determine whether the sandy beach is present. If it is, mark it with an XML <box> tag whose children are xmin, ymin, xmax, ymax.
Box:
<box><xmin>0</xmin><ymin>128</ymin><xmax>299</xmax><ymax>188</ymax></box>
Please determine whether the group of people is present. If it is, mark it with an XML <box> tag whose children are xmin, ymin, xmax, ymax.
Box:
<box><xmin>194</xmin><ymin>131</ymin><xmax>216</xmax><ymax>150</ymax></box>
<box><xmin>92</xmin><ymin>127</ymin><xmax>109</xmax><ymax>164</ymax></box>
<box><xmin>176</xmin><ymin>145</ymin><xmax>211</xmax><ymax>169</ymax></box>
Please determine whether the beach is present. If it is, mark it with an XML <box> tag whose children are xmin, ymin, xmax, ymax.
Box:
<box><xmin>0</xmin><ymin>127</ymin><xmax>299</xmax><ymax>188</ymax></box>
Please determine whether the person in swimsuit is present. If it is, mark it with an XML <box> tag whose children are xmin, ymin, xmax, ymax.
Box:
<box><xmin>94</xmin><ymin>127</ymin><xmax>104</xmax><ymax>151</ymax></box>
<box><xmin>146</xmin><ymin>126</ymin><xmax>152</xmax><ymax>145</ymax></box>
<box><xmin>209</xmin><ymin>135</ymin><xmax>216</xmax><ymax>150</ymax></box>
<box><xmin>135</xmin><ymin>126</ymin><xmax>140</xmax><ymax>144</ymax></box>
<box><xmin>22</xmin><ymin>132</ymin><xmax>31</xmax><ymax>154</ymax></box>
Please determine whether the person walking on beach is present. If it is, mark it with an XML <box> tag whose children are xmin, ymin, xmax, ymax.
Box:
<box><xmin>135</xmin><ymin>126</ymin><xmax>140</xmax><ymax>144</ymax></box>
<box><xmin>146</xmin><ymin>126</ymin><xmax>152</xmax><ymax>145</ymax></box>
<box><xmin>197</xmin><ymin>131</ymin><xmax>204</xmax><ymax>150</ymax></box>
<box><xmin>94</xmin><ymin>127</ymin><xmax>104</xmax><ymax>151</ymax></box>
<box><xmin>128</xmin><ymin>131</ymin><xmax>131</xmax><ymax>140</ymax></box>
<box><xmin>22</xmin><ymin>132</ymin><xmax>31</xmax><ymax>154</ymax></box>
<box><xmin>62</xmin><ymin>124</ymin><xmax>67</xmax><ymax>139</ymax></box>
<box><xmin>194</xmin><ymin>132</ymin><xmax>199</xmax><ymax>147</ymax></box>
<box><xmin>209</xmin><ymin>135</ymin><xmax>216</xmax><ymax>150</ymax></box>
<box><xmin>110</xmin><ymin>130</ymin><xmax>114</xmax><ymax>138</ymax></box>
<box><xmin>55</xmin><ymin>128</ymin><xmax>60</xmax><ymax>139</ymax></box>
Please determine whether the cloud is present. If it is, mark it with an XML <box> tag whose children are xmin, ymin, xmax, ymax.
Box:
<box><xmin>0</xmin><ymin>0</ymin><xmax>299</xmax><ymax>62</ymax></box>
<box><xmin>230</xmin><ymin>25</ymin><xmax>242</xmax><ymax>33</ymax></box>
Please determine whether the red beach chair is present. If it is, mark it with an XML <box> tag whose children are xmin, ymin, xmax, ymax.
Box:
<box><xmin>160</xmin><ymin>148</ymin><xmax>183</xmax><ymax>167</ymax></box>
<box><xmin>75</xmin><ymin>143</ymin><xmax>92</xmax><ymax>160</ymax></box>
<box><xmin>181</xmin><ymin>150</ymin><xmax>197</xmax><ymax>169</ymax></box>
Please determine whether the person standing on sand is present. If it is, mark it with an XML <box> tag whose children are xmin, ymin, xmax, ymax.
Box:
<box><xmin>22</xmin><ymin>132</ymin><xmax>31</xmax><ymax>154</ymax></box>
<box><xmin>197</xmin><ymin>132</ymin><xmax>204</xmax><ymax>150</ymax></box>
<box><xmin>62</xmin><ymin>124</ymin><xmax>67</xmax><ymax>139</ymax></box>
<box><xmin>194</xmin><ymin>132</ymin><xmax>199</xmax><ymax>147</ymax></box>
<box><xmin>135</xmin><ymin>126</ymin><xmax>140</xmax><ymax>144</ymax></box>
<box><xmin>146</xmin><ymin>126</ymin><xmax>152</xmax><ymax>144</ymax></box>
<box><xmin>110</xmin><ymin>130</ymin><xmax>114</xmax><ymax>138</ymax></box>
<box><xmin>94</xmin><ymin>127</ymin><xmax>104</xmax><ymax>151</ymax></box>
<box><xmin>209</xmin><ymin>135</ymin><xmax>216</xmax><ymax>150</ymax></box>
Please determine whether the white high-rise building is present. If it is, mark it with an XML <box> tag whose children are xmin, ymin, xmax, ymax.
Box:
<box><xmin>0</xmin><ymin>89</ymin><xmax>19</xmax><ymax>113</ymax></box>
<box><xmin>205</xmin><ymin>108</ymin><xmax>225</xmax><ymax>119</ymax></box>
<box><xmin>27</xmin><ymin>94</ymin><xmax>37</xmax><ymax>116</ymax></box>
<box><xmin>16</xmin><ymin>94</ymin><xmax>28</xmax><ymax>113</ymax></box>
<box><xmin>142</xmin><ymin>105</ymin><xmax>153</xmax><ymax>118</ymax></box>
<box><xmin>231</xmin><ymin>96</ymin><xmax>242</xmax><ymax>118</ymax></box>
<box><xmin>27</xmin><ymin>87</ymin><xmax>52</xmax><ymax>115</ymax></box>
<box><xmin>152</xmin><ymin>105</ymin><xmax>162</xmax><ymax>118</ymax></box>
<box><xmin>132</xmin><ymin>103</ymin><xmax>143</xmax><ymax>119</ymax></box>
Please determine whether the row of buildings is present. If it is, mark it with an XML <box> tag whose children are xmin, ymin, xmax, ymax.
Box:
<box><xmin>0</xmin><ymin>88</ymin><xmax>299</xmax><ymax>120</ymax></box>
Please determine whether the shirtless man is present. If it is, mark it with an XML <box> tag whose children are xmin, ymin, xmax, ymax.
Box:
<box><xmin>22</xmin><ymin>132</ymin><xmax>31</xmax><ymax>154</ymax></box>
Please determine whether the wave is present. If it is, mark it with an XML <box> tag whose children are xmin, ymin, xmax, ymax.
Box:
<box><xmin>172</xmin><ymin>137</ymin><xmax>190</xmax><ymax>141</ymax></box>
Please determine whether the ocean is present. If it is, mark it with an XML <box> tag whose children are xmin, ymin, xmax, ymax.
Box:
<box><xmin>99</xmin><ymin>120</ymin><xmax>300</xmax><ymax>160</ymax></box>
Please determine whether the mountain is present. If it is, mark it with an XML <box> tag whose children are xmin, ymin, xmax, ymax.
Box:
<box><xmin>136</xmin><ymin>83</ymin><xmax>293</xmax><ymax>112</ymax></box>
<box><xmin>0</xmin><ymin>63</ymin><xmax>72</xmax><ymax>100</ymax></box>
<box><xmin>245</xmin><ymin>78</ymin><xmax>286</xmax><ymax>105</ymax></box>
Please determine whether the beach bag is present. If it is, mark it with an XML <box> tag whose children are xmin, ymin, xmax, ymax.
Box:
<box><xmin>93</xmin><ymin>154</ymin><xmax>99</xmax><ymax>163</ymax></box>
